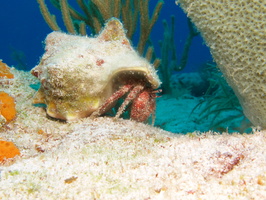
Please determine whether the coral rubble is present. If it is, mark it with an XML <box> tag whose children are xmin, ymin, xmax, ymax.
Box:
<box><xmin>0</xmin><ymin>68</ymin><xmax>266</xmax><ymax>199</ymax></box>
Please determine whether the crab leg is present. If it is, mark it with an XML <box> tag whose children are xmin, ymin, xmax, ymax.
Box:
<box><xmin>115</xmin><ymin>85</ymin><xmax>144</xmax><ymax>119</ymax></box>
<box><xmin>91</xmin><ymin>85</ymin><xmax>133</xmax><ymax>118</ymax></box>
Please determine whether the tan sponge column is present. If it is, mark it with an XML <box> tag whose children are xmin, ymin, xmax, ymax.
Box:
<box><xmin>176</xmin><ymin>0</ymin><xmax>266</xmax><ymax>128</ymax></box>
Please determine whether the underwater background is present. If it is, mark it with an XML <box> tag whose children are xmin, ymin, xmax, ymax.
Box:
<box><xmin>0</xmin><ymin>0</ymin><xmax>250</xmax><ymax>134</ymax></box>
<box><xmin>0</xmin><ymin>0</ymin><xmax>212</xmax><ymax>71</ymax></box>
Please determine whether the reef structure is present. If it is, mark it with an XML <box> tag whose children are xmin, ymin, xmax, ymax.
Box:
<box><xmin>31</xmin><ymin>18</ymin><xmax>160</xmax><ymax>121</ymax></box>
<box><xmin>176</xmin><ymin>0</ymin><xmax>266</xmax><ymax>128</ymax></box>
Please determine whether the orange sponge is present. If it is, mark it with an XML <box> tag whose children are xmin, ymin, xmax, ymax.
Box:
<box><xmin>0</xmin><ymin>60</ymin><xmax>14</xmax><ymax>79</ymax></box>
<box><xmin>0</xmin><ymin>92</ymin><xmax>16</xmax><ymax>122</ymax></box>
<box><xmin>0</xmin><ymin>140</ymin><xmax>20</xmax><ymax>162</ymax></box>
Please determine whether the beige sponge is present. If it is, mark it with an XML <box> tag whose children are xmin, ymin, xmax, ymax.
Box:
<box><xmin>176</xmin><ymin>0</ymin><xmax>266</xmax><ymax>128</ymax></box>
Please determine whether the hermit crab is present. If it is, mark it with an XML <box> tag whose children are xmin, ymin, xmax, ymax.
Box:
<box><xmin>31</xmin><ymin>18</ymin><xmax>161</xmax><ymax>123</ymax></box>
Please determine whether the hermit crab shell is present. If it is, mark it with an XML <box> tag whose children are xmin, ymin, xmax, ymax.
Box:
<box><xmin>31</xmin><ymin>18</ymin><xmax>161</xmax><ymax>121</ymax></box>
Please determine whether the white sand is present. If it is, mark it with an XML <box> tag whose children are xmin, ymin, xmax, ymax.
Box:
<box><xmin>0</xmin><ymin>69</ymin><xmax>266</xmax><ymax>199</ymax></box>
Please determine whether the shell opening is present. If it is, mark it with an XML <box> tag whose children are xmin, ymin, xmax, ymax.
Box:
<box><xmin>111</xmin><ymin>70</ymin><xmax>157</xmax><ymax>90</ymax></box>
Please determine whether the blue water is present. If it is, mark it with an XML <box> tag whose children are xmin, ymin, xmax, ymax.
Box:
<box><xmin>0</xmin><ymin>0</ymin><xmax>212</xmax><ymax>72</ymax></box>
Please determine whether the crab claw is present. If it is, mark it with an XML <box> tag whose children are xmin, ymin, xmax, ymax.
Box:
<box><xmin>130</xmin><ymin>90</ymin><xmax>156</xmax><ymax>122</ymax></box>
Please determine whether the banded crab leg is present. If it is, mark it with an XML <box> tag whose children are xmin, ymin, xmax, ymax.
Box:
<box><xmin>114</xmin><ymin>85</ymin><xmax>144</xmax><ymax>119</ymax></box>
<box><xmin>90</xmin><ymin>84</ymin><xmax>133</xmax><ymax>118</ymax></box>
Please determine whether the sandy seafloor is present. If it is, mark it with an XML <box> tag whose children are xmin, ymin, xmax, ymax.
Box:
<box><xmin>0</xmin><ymin>68</ymin><xmax>266</xmax><ymax>199</ymax></box>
